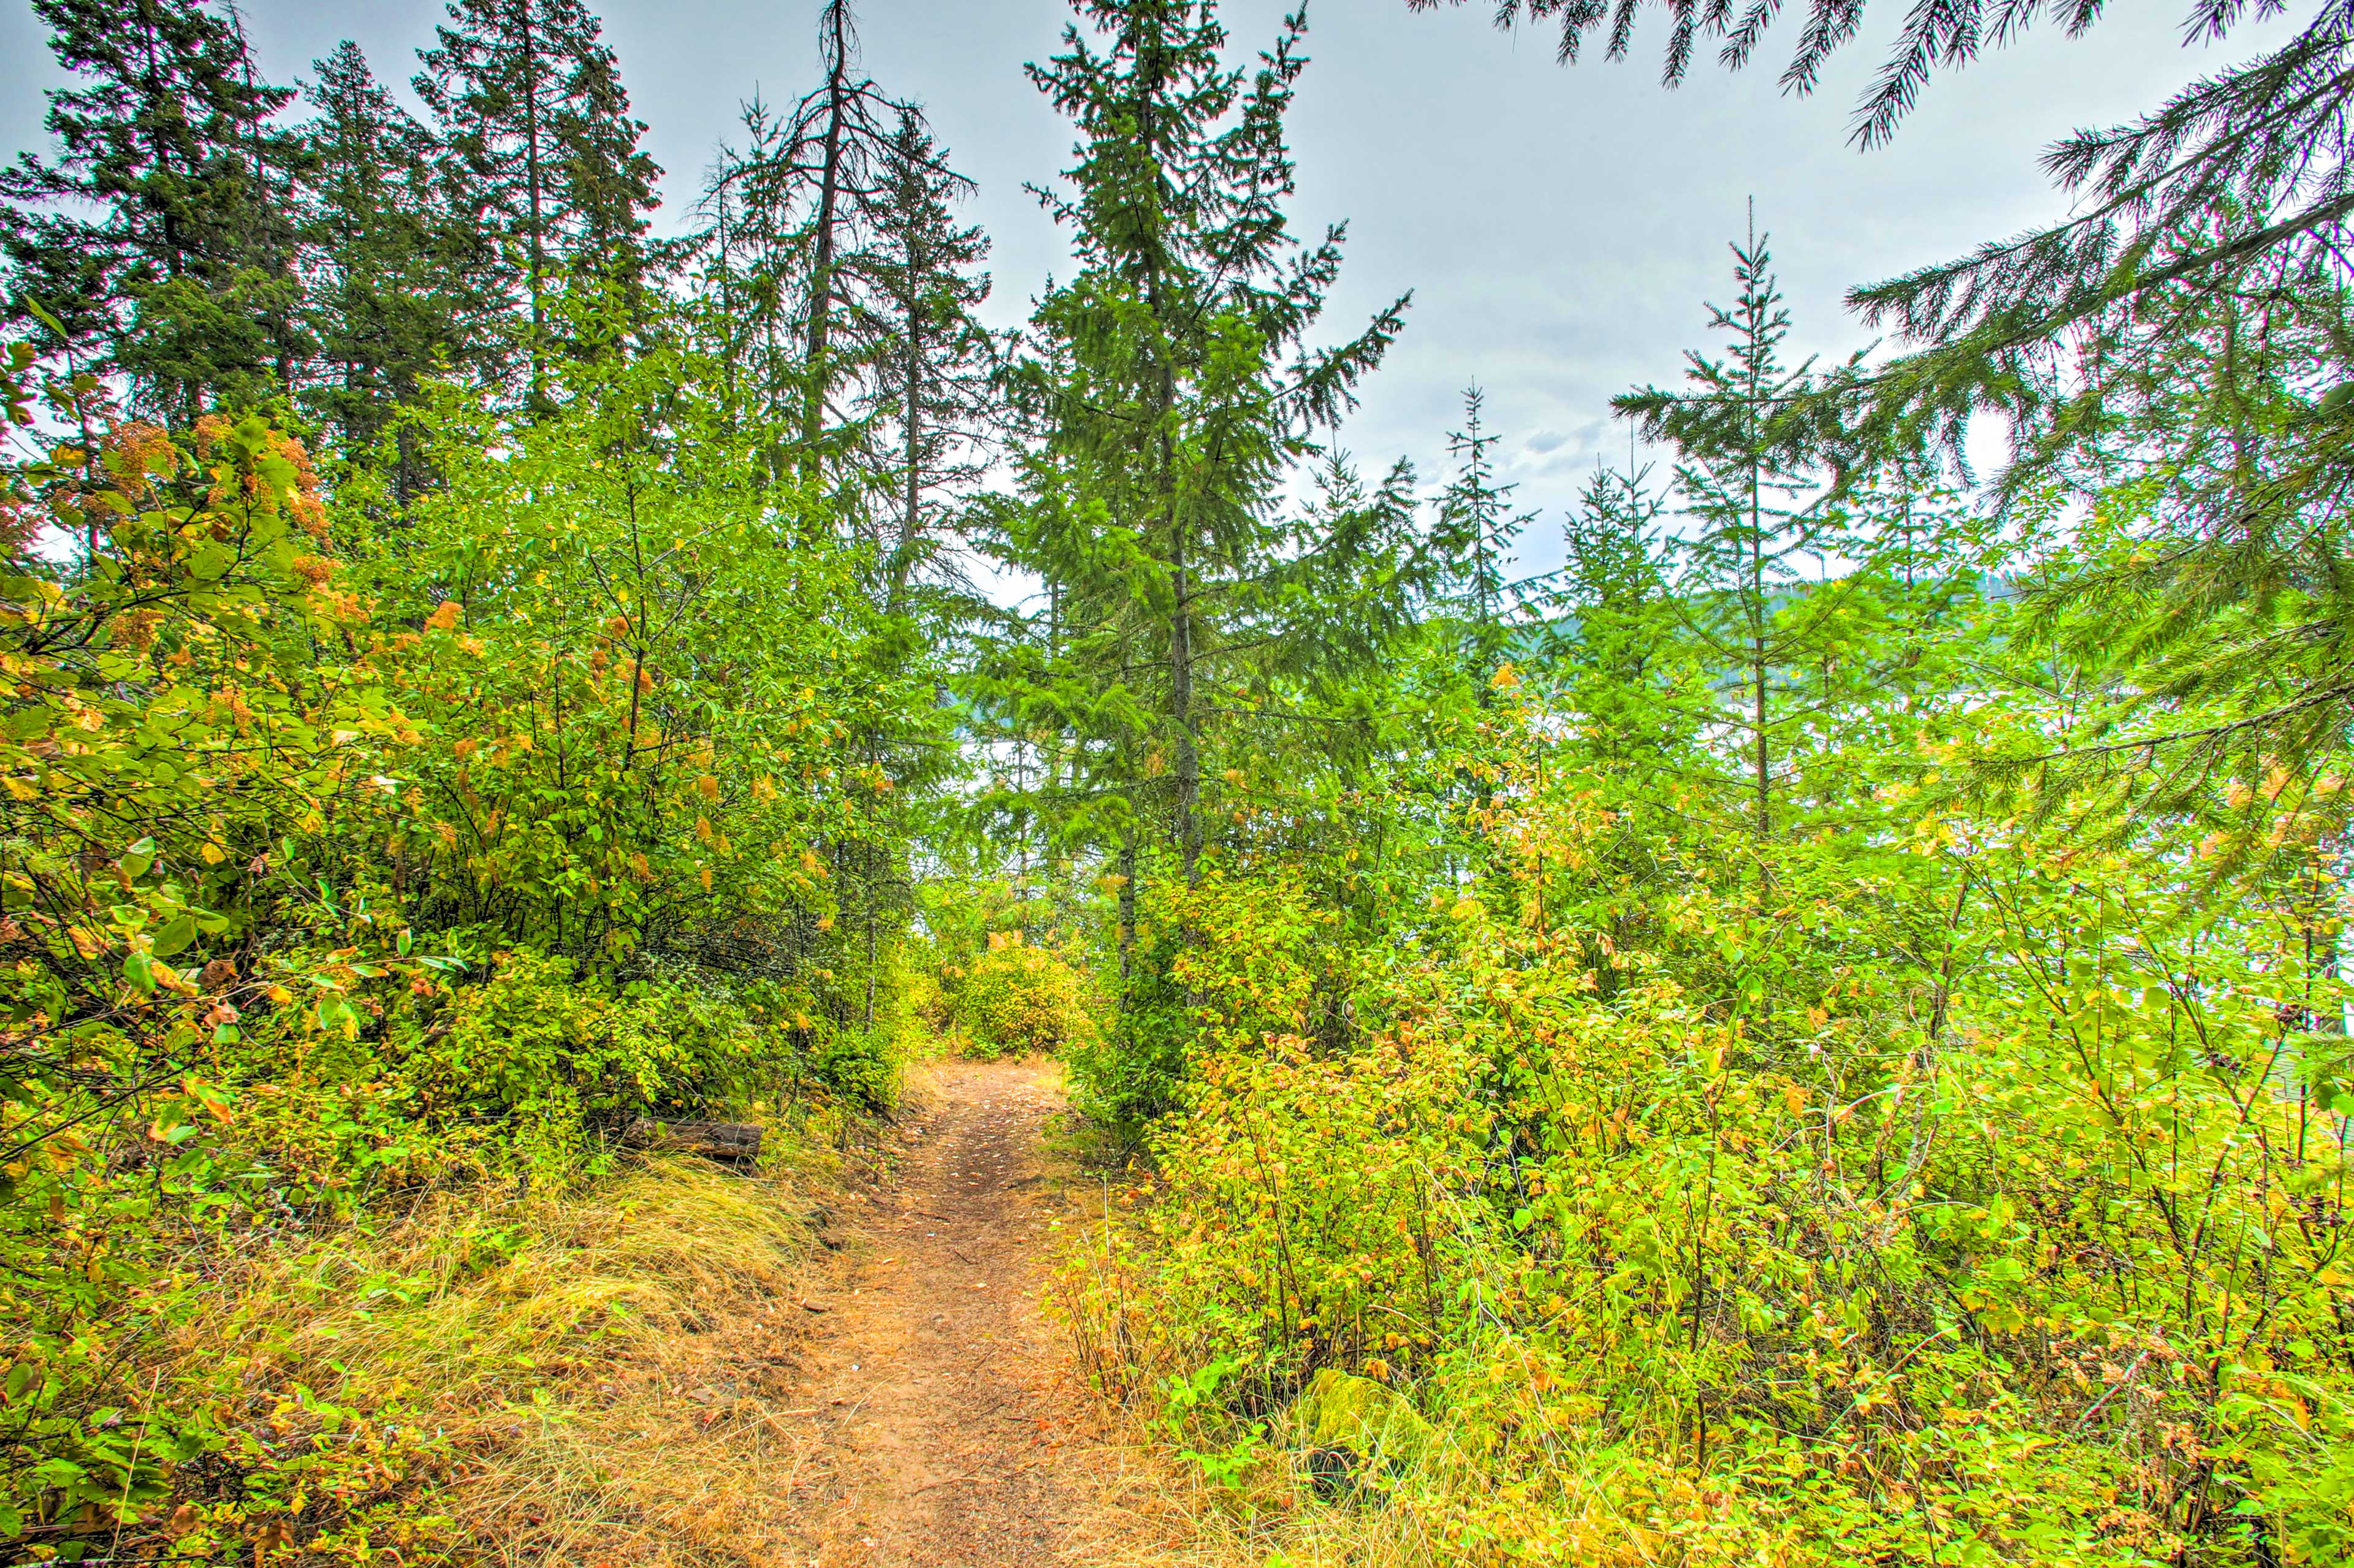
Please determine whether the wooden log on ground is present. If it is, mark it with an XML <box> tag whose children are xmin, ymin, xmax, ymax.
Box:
<box><xmin>624</xmin><ymin>1117</ymin><xmax>764</xmax><ymax>1162</ymax></box>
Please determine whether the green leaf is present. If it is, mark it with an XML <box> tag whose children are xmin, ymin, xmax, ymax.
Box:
<box><xmin>188</xmin><ymin>543</ymin><xmax>236</xmax><ymax>581</ymax></box>
<box><xmin>150</xmin><ymin>913</ymin><xmax>196</xmax><ymax>958</ymax></box>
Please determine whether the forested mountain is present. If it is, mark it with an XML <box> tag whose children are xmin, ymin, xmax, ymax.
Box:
<box><xmin>2</xmin><ymin>0</ymin><xmax>2350</xmax><ymax>1562</ymax></box>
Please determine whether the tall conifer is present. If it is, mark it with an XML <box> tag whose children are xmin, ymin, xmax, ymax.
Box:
<box><xmin>1431</xmin><ymin>385</ymin><xmax>1534</xmax><ymax>691</ymax></box>
<box><xmin>697</xmin><ymin>97</ymin><xmax>807</xmax><ymax>434</ymax></box>
<box><xmin>3</xmin><ymin>0</ymin><xmax>307</xmax><ymax>419</ymax></box>
<box><xmin>861</xmin><ymin>107</ymin><xmax>997</xmax><ymax>609</ymax></box>
<box><xmin>299</xmin><ymin>41</ymin><xmax>479</xmax><ymax>493</ymax></box>
<box><xmin>1621</xmin><ymin>225</ymin><xmax>1824</xmax><ymax>855</ymax></box>
<box><xmin>414</xmin><ymin>0</ymin><xmax>660</xmax><ymax>406</ymax></box>
<box><xmin>785</xmin><ymin>0</ymin><xmax>896</xmax><ymax>454</ymax></box>
<box><xmin>1014</xmin><ymin>0</ymin><xmax>1408</xmax><ymax>884</ymax></box>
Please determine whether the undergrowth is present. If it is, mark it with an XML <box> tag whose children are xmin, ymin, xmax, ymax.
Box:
<box><xmin>66</xmin><ymin>1142</ymin><xmax>876</xmax><ymax>1567</ymax></box>
<box><xmin>0</xmin><ymin>344</ymin><xmax>931</xmax><ymax>1558</ymax></box>
<box><xmin>1053</xmin><ymin>739</ymin><xmax>2354</xmax><ymax>1566</ymax></box>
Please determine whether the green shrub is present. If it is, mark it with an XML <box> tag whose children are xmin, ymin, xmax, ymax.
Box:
<box><xmin>809</xmin><ymin>1024</ymin><xmax>901</xmax><ymax>1109</ymax></box>
<box><xmin>1061</xmin><ymin>925</ymin><xmax>1191</xmax><ymax>1138</ymax></box>
<box><xmin>949</xmin><ymin>932</ymin><xmax>1101</xmax><ymax>1059</ymax></box>
<box><xmin>399</xmin><ymin>949</ymin><xmax>905</xmax><ymax>1152</ymax></box>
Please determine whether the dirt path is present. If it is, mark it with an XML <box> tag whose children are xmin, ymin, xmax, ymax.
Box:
<box><xmin>771</xmin><ymin>1057</ymin><xmax>1133</xmax><ymax>1566</ymax></box>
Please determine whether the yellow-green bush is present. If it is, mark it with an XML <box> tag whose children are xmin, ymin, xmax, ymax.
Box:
<box><xmin>1057</xmin><ymin>753</ymin><xmax>2354</xmax><ymax>1567</ymax></box>
<box><xmin>949</xmin><ymin>931</ymin><xmax>1102</xmax><ymax>1059</ymax></box>
<box><xmin>0</xmin><ymin>345</ymin><xmax>926</xmax><ymax>1555</ymax></box>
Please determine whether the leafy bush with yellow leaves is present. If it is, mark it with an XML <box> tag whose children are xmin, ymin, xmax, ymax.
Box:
<box><xmin>949</xmin><ymin>932</ymin><xmax>1102</xmax><ymax>1059</ymax></box>
<box><xmin>1059</xmin><ymin>723</ymin><xmax>2354</xmax><ymax>1567</ymax></box>
<box><xmin>0</xmin><ymin>321</ymin><xmax>929</xmax><ymax>1554</ymax></box>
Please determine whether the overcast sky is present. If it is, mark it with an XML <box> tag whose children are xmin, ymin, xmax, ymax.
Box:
<box><xmin>0</xmin><ymin>0</ymin><xmax>2304</xmax><ymax>576</ymax></box>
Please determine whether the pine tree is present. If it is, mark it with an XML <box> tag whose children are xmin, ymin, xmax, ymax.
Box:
<box><xmin>1423</xmin><ymin>0</ymin><xmax>2354</xmax><ymax>816</ymax></box>
<box><xmin>696</xmin><ymin>96</ymin><xmax>807</xmax><ymax>434</ymax></box>
<box><xmin>791</xmin><ymin>0</ymin><xmax>877</xmax><ymax>453</ymax></box>
<box><xmin>2</xmin><ymin>0</ymin><xmax>307</xmax><ymax>420</ymax></box>
<box><xmin>414</xmin><ymin>0</ymin><xmax>660</xmax><ymax>407</ymax></box>
<box><xmin>694</xmin><ymin>4</ymin><xmax>961</xmax><ymax>481</ymax></box>
<box><xmin>1542</xmin><ymin>463</ymin><xmax>1687</xmax><ymax>767</ymax></box>
<box><xmin>1014</xmin><ymin>0</ymin><xmax>1408</xmax><ymax>885</ymax></box>
<box><xmin>1619</xmin><ymin>223</ymin><xmax>1826</xmax><ymax>856</ymax></box>
<box><xmin>1623</xmin><ymin>223</ymin><xmax>2002</xmax><ymax>935</ymax></box>
<box><xmin>778</xmin><ymin>0</ymin><xmax>912</xmax><ymax>457</ymax></box>
<box><xmin>299</xmin><ymin>40</ymin><xmax>480</xmax><ymax>494</ymax></box>
<box><xmin>859</xmin><ymin>107</ymin><xmax>997</xmax><ymax>609</ymax></box>
<box><xmin>1430</xmin><ymin>385</ymin><xmax>1534</xmax><ymax>690</ymax></box>
<box><xmin>1411</xmin><ymin>0</ymin><xmax>2333</xmax><ymax>149</ymax></box>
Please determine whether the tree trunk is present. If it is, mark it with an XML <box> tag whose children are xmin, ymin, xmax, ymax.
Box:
<box><xmin>802</xmin><ymin>0</ymin><xmax>850</xmax><ymax>454</ymax></box>
<box><xmin>1171</xmin><ymin>535</ymin><xmax>1199</xmax><ymax>883</ymax></box>
<box><xmin>517</xmin><ymin>0</ymin><xmax>548</xmax><ymax>409</ymax></box>
<box><xmin>1118</xmin><ymin>832</ymin><xmax>1138</xmax><ymax>983</ymax></box>
<box><xmin>864</xmin><ymin>840</ymin><xmax>880</xmax><ymax>1031</ymax></box>
<box><xmin>891</xmin><ymin>308</ymin><xmax>923</xmax><ymax>606</ymax></box>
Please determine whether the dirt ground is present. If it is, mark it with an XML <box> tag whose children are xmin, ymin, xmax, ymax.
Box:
<box><xmin>768</xmin><ymin>1056</ymin><xmax>1143</xmax><ymax>1567</ymax></box>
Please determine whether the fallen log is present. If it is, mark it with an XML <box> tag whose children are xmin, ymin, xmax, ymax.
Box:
<box><xmin>624</xmin><ymin>1117</ymin><xmax>764</xmax><ymax>1162</ymax></box>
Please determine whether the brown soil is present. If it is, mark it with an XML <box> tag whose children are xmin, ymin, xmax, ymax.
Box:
<box><xmin>767</xmin><ymin>1056</ymin><xmax>1140</xmax><ymax>1567</ymax></box>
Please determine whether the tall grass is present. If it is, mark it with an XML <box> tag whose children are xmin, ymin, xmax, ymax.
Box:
<box><xmin>123</xmin><ymin>1152</ymin><xmax>847</xmax><ymax>1566</ymax></box>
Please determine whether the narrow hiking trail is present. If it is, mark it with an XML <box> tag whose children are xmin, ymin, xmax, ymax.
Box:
<box><xmin>769</xmin><ymin>1057</ymin><xmax>1145</xmax><ymax>1566</ymax></box>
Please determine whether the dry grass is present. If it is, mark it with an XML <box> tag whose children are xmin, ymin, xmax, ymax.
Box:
<box><xmin>1072</xmin><ymin>1461</ymin><xmax>1434</xmax><ymax>1568</ymax></box>
<box><xmin>151</xmin><ymin>1145</ymin><xmax>869</xmax><ymax>1567</ymax></box>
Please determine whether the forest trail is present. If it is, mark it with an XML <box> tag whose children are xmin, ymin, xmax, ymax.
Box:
<box><xmin>769</xmin><ymin>1057</ymin><xmax>1138</xmax><ymax>1566</ymax></box>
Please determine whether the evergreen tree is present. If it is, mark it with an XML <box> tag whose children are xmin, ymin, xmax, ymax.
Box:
<box><xmin>2</xmin><ymin>0</ymin><xmax>307</xmax><ymax>420</ymax></box>
<box><xmin>1970</xmin><ymin>271</ymin><xmax>2354</xmax><ymax>823</ymax></box>
<box><xmin>1542</xmin><ymin>462</ymin><xmax>1687</xmax><ymax>768</ymax></box>
<box><xmin>785</xmin><ymin>0</ymin><xmax>897</xmax><ymax>455</ymax></box>
<box><xmin>414</xmin><ymin>0</ymin><xmax>661</xmax><ymax>407</ymax></box>
<box><xmin>298</xmin><ymin>40</ymin><xmax>478</xmax><ymax>494</ymax></box>
<box><xmin>696</xmin><ymin>95</ymin><xmax>809</xmax><ymax>435</ymax></box>
<box><xmin>1412</xmin><ymin>0</ymin><xmax>2336</xmax><ymax>148</ymax></box>
<box><xmin>1012</xmin><ymin>0</ymin><xmax>1409</xmax><ymax>885</ymax></box>
<box><xmin>695</xmin><ymin>4</ymin><xmax>964</xmax><ymax>481</ymax></box>
<box><xmin>859</xmin><ymin>107</ymin><xmax>998</xmax><ymax>609</ymax></box>
<box><xmin>1620</xmin><ymin>224</ymin><xmax>1827</xmax><ymax>856</ymax></box>
<box><xmin>1430</xmin><ymin>385</ymin><xmax>1534</xmax><ymax>690</ymax></box>
<box><xmin>1621</xmin><ymin>226</ymin><xmax>1997</xmax><ymax>997</ymax></box>
<box><xmin>1426</xmin><ymin>0</ymin><xmax>2354</xmax><ymax>824</ymax></box>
